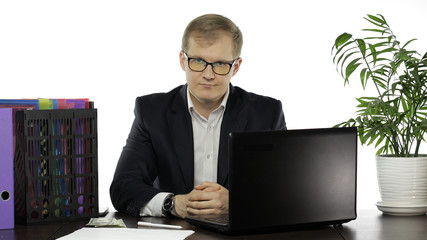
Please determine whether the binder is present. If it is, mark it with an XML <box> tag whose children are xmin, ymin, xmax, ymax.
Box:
<box><xmin>0</xmin><ymin>108</ymin><xmax>14</xmax><ymax>229</ymax></box>
<box><xmin>0</xmin><ymin>99</ymin><xmax>39</xmax><ymax>110</ymax></box>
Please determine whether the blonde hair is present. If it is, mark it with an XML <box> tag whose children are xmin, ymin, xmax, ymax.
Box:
<box><xmin>182</xmin><ymin>14</ymin><xmax>243</xmax><ymax>58</ymax></box>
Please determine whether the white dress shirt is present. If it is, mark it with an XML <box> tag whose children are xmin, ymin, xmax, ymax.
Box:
<box><xmin>140</xmin><ymin>87</ymin><xmax>229</xmax><ymax>217</ymax></box>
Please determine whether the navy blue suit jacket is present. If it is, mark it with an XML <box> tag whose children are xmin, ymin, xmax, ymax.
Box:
<box><xmin>110</xmin><ymin>84</ymin><xmax>287</xmax><ymax>216</ymax></box>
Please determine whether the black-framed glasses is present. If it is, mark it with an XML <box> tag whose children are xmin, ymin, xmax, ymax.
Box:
<box><xmin>183</xmin><ymin>52</ymin><xmax>236</xmax><ymax>75</ymax></box>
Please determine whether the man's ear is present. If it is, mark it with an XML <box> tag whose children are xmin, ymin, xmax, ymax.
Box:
<box><xmin>231</xmin><ymin>57</ymin><xmax>242</xmax><ymax>77</ymax></box>
<box><xmin>179</xmin><ymin>51</ymin><xmax>186</xmax><ymax>71</ymax></box>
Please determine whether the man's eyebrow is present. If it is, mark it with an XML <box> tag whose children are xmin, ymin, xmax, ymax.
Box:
<box><xmin>195</xmin><ymin>56</ymin><xmax>234</xmax><ymax>63</ymax></box>
<box><xmin>186</xmin><ymin>53</ymin><xmax>234</xmax><ymax>63</ymax></box>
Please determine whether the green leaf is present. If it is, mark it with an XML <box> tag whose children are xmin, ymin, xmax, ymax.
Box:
<box><xmin>376</xmin><ymin>47</ymin><xmax>398</xmax><ymax>55</ymax></box>
<box><xmin>334</xmin><ymin>33</ymin><xmax>352</xmax><ymax>49</ymax></box>
<box><xmin>395</xmin><ymin>49</ymin><xmax>414</xmax><ymax>61</ymax></box>
<box><xmin>368</xmin><ymin>130</ymin><xmax>380</xmax><ymax>145</ymax></box>
<box><xmin>360</xmin><ymin>68</ymin><xmax>368</xmax><ymax>87</ymax></box>
<box><xmin>383</xmin><ymin>125</ymin><xmax>393</xmax><ymax>136</ymax></box>
<box><xmin>345</xmin><ymin>58</ymin><xmax>362</xmax><ymax>82</ymax></box>
<box><xmin>337</xmin><ymin>50</ymin><xmax>358</xmax><ymax>71</ymax></box>
<box><xmin>333</xmin><ymin>122</ymin><xmax>346</xmax><ymax>128</ymax></box>
<box><xmin>376</xmin><ymin>14</ymin><xmax>388</xmax><ymax>24</ymax></box>
<box><xmin>367</xmin><ymin>14</ymin><xmax>386</xmax><ymax>24</ymax></box>
<box><xmin>332</xmin><ymin>42</ymin><xmax>355</xmax><ymax>63</ymax></box>
<box><xmin>369</xmin><ymin>44</ymin><xmax>377</xmax><ymax>65</ymax></box>
<box><xmin>402</xmin><ymin>38</ymin><xmax>417</xmax><ymax>49</ymax></box>
<box><xmin>391</xmin><ymin>82</ymin><xmax>399</xmax><ymax>94</ymax></box>
<box><xmin>360</xmin><ymin>131</ymin><xmax>371</xmax><ymax>144</ymax></box>
<box><xmin>375</xmin><ymin>133</ymin><xmax>386</xmax><ymax>148</ymax></box>
<box><xmin>364</xmin><ymin>36</ymin><xmax>390</xmax><ymax>40</ymax></box>
<box><xmin>365</xmin><ymin>71</ymin><xmax>372</xmax><ymax>85</ymax></box>
<box><xmin>376</xmin><ymin>146</ymin><xmax>385</xmax><ymax>155</ymax></box>
<box><xmin>372</xmin><ymin>41</ymin><xmax>392</xmax><ymax>49</ymax></box>
<box><xmin>411</xmin><ymin>65</ymin><xmax>421</xmax><ymax>84</ymax></box>
<box><xmin>401</xmin><ymin>96</ymin><xmax>408</xmax><ymax>112</ymax></box>
<box><xmin>389</xmin><ymin>61</ymin><xmax>398</xmax><ymax>73</ymax></box>
<box><xmin>362</xmin><ymin>28</ymin><xmax>388</xmax><ymax>34</ymax></box>
<box><xmin>356</xmin><ymin>39</ymin><xmax>367</xmax><ymax>57</ymax></box>
<box><xmin>364</xmin><ymin>14</ymin><xmax>387</xmax><ymax>28</ymax></box>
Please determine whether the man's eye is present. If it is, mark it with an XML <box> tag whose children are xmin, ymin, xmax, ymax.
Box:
<box><xmin>194</xmin><ymin>59</ymin><xmax>205</xmax><ymax>64</ymax></box>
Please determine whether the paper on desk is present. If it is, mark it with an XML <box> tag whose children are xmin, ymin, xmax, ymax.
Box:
<box><xmin>57</xmin><ymin>228</ymin><xmax>194</xmax><ymax>240</ymax></box>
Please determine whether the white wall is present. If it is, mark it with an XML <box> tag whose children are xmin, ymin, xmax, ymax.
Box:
<box><xmin>1</xmin><ymin>0</ymin><xmax>427</xmax><ymax>212</ymax></box>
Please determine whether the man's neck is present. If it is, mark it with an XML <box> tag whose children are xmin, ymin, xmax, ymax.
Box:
<box><xmin>190</xmin><ymin>94</ymin><xmax>224</xmax><ymax>119</ymax></box>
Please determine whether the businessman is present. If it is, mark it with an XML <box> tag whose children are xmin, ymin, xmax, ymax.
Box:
<box><xmin>110</xmin><ymin>14</ymin><xmax>287</xmax><ymax>218</ymax></box>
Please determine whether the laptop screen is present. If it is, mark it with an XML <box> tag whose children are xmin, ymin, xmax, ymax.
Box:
<box><xmin>228</xmin><ymin>127</ymin><xmax>357</xmax><ymax>232</ymax></box>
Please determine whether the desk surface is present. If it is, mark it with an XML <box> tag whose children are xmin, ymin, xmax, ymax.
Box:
<box><xmin>2</xmin><ymin>209</ymin><xmax>427</xmax><ymax>240</ymax></box>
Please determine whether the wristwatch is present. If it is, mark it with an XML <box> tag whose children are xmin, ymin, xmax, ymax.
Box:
<box><xmin>162</xmin><ymin>193</ymin><xmax>175</xmax><ymax>216</ymax></box>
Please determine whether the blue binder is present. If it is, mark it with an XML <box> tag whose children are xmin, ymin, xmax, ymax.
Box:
<box><xmin>0</xmin><ymin>108</ymin><xmax>14</xmax><ymax>229</ymax></box>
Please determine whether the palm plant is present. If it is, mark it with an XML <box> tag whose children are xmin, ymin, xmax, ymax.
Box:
<box><xmin>332</xmin><ymin>14</ymin><xmax>427</xmax><ymax>157</ymax></box>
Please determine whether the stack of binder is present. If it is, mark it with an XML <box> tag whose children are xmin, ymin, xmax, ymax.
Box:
<box><xmin>0</xmin><ymin>99</ymin><xmax>99</xmax><ymax>225</ymax></box>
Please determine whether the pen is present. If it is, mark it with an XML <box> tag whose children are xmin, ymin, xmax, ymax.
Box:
<box><xmin>137</xmin><ymin>221</ymin><xmax>183</xmax><ymax>229</ymax></box>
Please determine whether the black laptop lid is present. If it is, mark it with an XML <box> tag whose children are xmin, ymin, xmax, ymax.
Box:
<box><xmin>228</xmin><ymin>127</ymin><xmax>357</xmax><ymax>233</ymax></box>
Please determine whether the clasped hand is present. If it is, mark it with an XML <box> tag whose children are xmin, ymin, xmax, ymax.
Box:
<box><xmin>173</xmin><ymin>181</ymin><xmax>228</xmax><ymax>218</ymax></box>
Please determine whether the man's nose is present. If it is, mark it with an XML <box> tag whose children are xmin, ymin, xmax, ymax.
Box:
<box><xmin>203</xmin><ymin>64</ymin><xmax>215</xmax><ymax>80</ymax></box>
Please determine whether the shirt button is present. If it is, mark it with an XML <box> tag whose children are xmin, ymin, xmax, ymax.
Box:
<box><xmin>207</xmin><ymin>154</ymin><xmax>211</xmax><ymax>159</ymax></box>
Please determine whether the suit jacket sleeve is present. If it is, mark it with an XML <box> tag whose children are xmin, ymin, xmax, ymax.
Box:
<box><xmin>272</xmin><ymin>99</ymin><xmax>287</xmax><ymax>130</ymax></box>
<box><xmin>110</xmin><ymin>97</ymin><xmax>161</xmax><ymax>217</ymax></box>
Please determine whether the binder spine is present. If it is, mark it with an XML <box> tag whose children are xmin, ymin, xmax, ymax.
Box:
<box><xmin>0</xmin><ymin>108</ymin><xmax>14</xmax><ymax>229</ymax></box>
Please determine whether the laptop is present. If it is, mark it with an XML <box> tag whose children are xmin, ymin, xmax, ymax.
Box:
<box><xmin>185</xmin><ymin>127</ymin><xmax>357</xmax><ymax>234</ymax></box>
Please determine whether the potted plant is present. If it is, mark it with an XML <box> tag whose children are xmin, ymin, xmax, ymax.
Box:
<box><xmin>331</xmin><ymin>14</ymin><xmax>427</xmax><ymax>215</ymax></box>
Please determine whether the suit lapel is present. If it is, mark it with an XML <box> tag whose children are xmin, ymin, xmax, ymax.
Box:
<box><xmin>166</xmin><ymin>85</ymin><xmax>194</xmax><ymax>192</ymax></box>
<box><xmin>217</xmin><ymin>86</ymin><xmax>248</xmax><ymax>187</ymax></box>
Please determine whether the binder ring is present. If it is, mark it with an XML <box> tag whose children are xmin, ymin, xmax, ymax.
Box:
<box><xmin>1</xmin><ymin>190</ymin><xmax>10</xmax><ymax>201</ymax></box>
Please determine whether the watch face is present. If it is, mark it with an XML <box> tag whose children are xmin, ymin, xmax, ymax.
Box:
<box><xmin>163</xmin><ymin>197</ymin><xmax>173</xmax><ymax>211</ymax></box>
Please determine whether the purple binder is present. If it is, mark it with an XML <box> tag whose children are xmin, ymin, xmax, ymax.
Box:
<box><xmin>0</xmin><ymin>108</ymin><xmax>14</xmax><ymax>229</ymax></box>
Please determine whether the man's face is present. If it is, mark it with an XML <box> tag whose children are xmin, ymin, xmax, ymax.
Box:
<box><xmin>180</xmin><ymin>30</ymin><xmax>242</xmax><ymax>109</ymax></box>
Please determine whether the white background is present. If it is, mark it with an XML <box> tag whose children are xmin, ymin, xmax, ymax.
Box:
<box><xmin>1</xmin><ymin>0</ymin><xmax>427</xmax><ymax>212</ymax></box>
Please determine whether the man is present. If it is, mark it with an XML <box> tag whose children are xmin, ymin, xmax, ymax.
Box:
<box><xmin>110</xmin><ymin>14</ymin><xmax>286</xmax><ymax>218</ymax></box>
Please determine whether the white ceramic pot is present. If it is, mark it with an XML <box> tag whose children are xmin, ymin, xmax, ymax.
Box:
<box><xmin>375</xmin><ymin>154</ymin><xmax>427</xmax><ymax>216</ymax></box>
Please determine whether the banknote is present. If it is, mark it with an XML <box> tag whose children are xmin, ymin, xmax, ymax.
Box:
<box><xmin>86</xmin><ymin>218</ymin><xmax>126</xmax><ymax>228</ymax></box>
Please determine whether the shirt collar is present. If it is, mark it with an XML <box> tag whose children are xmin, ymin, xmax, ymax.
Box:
<box><xmin>187</xmin><ymin>85</ymin><xmax>229</xmax><ymax>114</ymax></box>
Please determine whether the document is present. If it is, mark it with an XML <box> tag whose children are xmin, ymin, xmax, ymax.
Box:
<box><xmin>57</xmin><ymin>228</ymin><xmax>194</xmax><ymax>240</ymax></box>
